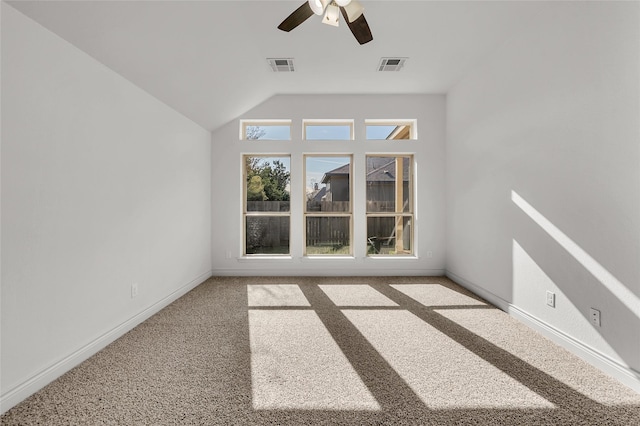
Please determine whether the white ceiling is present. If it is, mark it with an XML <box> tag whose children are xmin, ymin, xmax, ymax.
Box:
<box><xmin>7</xmin><ymin>0</ymin><xmax>549</xmax><ymax>131</ymax></box>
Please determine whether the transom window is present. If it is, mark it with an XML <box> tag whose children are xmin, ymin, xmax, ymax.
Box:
<box><xmin>365</xmin><ymin>120</ymin><xmax>416</xmax><ymax>140</ymax></box>
<box><xmin>241</xmin><ymin>120</ymin><xmax>292</xmax><ymax>140</ymax></box>
<box><xmin>303</xmin><ymin>120</ymin><xmax>354</xmax><ymax>140</ymax></box>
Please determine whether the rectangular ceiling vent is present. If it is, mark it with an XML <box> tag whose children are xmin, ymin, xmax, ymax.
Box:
<box><xmin>378</xmin><ymin>57</ymin><xmax>407</xmax><ymax>72</ymax></box>
<box><xmin>267</xmin><ymin>58</ymin><xmax>295</xmax><ymax>72</ymax></box>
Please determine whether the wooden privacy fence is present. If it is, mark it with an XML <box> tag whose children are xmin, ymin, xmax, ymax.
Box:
<box><xmin>245</xmin><ymin>216</ymin><xmax>290</xmax><ymax>252</ymax></box>
<box><xmin>306</xmin><ymin>217</ymin><xmax>349</xmax><ymax>247</ymax></box>
<box><xmin>305</xmin><ymin>201</ymin><xmax>350</xmax><ymax>247</ymax></box>
<box><xmin>366</xmin><ymin>200</ymin><xmax>407</xmax><ymax>212</ymax></box>
<box><xmin>245</xmin><ymin>200</ymin><xmax>407</xmax><ymax>251</ymax></box>
<box><xmin>245</xmin><ymin>201</ymin><xmax>290</xmax><ymax>252</ymax></box>
<box><xmin>246</xmin><ymin>201</ymin><xmax>290</xmax><ymax>212</ymax></box>
<box><xmin>306</xmin><ymin>200</ymin><xmax>350</xmax><ymax>212</ymax></box>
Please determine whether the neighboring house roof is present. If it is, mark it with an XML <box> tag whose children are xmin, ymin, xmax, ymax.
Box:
<box><xmin>321</xmin><ymin>164</ymin><xmax>350</xmax><ymax>184</ymax></box>
<box><xmin>366</xmin><ymin>157</ymin><xmax>410</xmax><ymax>182</ymax></box>
<box><xmin>309</xmin><ymin>186</ymin><xmax>327</xmax><ymax>202</ymax></box>
<box><xmin>321</xmin><ymin>157</ymin><xmax>410</xmax><ymax>184</ymax></box>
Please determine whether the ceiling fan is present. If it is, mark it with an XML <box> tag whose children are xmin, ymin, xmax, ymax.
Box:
<box><xmin>278</xmin><ymin>0</ymin><xmax>373</xmax><ymax>45</ymax></box>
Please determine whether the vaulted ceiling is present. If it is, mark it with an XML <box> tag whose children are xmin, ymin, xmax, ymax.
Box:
<box><xmin>8</xmin><ymin>0</ymin><xmax>550</xmax><ymax>131</ymax></box>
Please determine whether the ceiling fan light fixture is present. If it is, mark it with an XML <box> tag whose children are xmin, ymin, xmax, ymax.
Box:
<box><xmin>343</xmin><ymin>0</ymin><xmax>364</xmax><ymax>23</ymax></box>
<box><xmin>278</xmin><ymin>0</ymin><xmax>372</xmax><ymax>44</ymax></box>
<box><xmin>323</xmin><ymin>4</ymin><xmax>340</xmax><ymax>26</ymax></box>
<box><xmin>308</xmin><ymin>0</ymin><xmax>330</xmax><ymax>15</ymax></box>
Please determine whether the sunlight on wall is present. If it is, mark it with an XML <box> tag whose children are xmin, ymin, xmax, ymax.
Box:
<box><xmin>512</xmin><ymin>240</ymin><xmax>621</xmax><ymax>360</ymax></box>
<box><xmin>511</xmin><ymin>191</ymin><xmax>640</xmax><ymax>318</ymax></box>
<box><xmin>512</xmin><ymin>239</ymin><xmax>562</xmax><ymax>309</ymax></box>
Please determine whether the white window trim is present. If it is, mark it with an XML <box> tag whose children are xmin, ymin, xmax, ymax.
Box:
<box><xmin>236</xmin><ymin>118</ymin><xmax>420</xmax><ymax>260</ymax></box>
<box><xmin>303</xmin><ymin>154</ymin><xmax>354</xmax><ymax>256</ymax></box>
<box><xmin>365</xmin><ymin>154</ymin><xmax>415</xmax><ymax>257</ymax></box>
<box><xmin>242</xmin><ymin>154</ymin><xmax>292</xmax><ymax>256</ymax></box>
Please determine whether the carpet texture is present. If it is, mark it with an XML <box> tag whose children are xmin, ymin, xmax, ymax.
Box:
<box><xmin>2</xmin><ymin>276</ymin><xmax>639</xmax><ymax>425</ymax></box>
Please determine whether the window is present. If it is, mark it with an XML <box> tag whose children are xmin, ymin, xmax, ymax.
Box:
<box><xmin>366</xmin><ymin>155</ymin><xmax>413</xmax><ymax>256</ymax></box>
<box><xmin>241</xmin><ymin>120</ymin><xmax>291</xmax><ymax>140</ymax></box>
<box><xmin>243</xmin><ymin>155</ymin><xmax>291</xmax><ymax>255</ymax></box>
<box><xmin>365</xmin><ymin>120</ymin><xmax>416</xmax><ymax>140</ymax></box>
<box><xmin>304</xmin><ymin>155</ymin><xmax>352</xmax><ymax>255</ymax></box>
<box><xmin>303</xmin><ymin>120</ymin><xmax>354</xmax><ymax>140</ymax></box>
<box><xmin>239</xmin><ymin>118</ymin><xmax>418</xmax><ymax>259</ymax></box>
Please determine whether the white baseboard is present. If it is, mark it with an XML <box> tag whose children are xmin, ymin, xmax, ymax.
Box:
<box><xmin>0</xmin><ymin>270</ymin><xmax>212</xmax><ymax>415</ymax></box>
<box><xmin>446</xmin><ymin>270</ymin><xmax>640</xmax><ymax>394</ymax></box>
<box><xmin>212</xmin><ymin>268</ymin><xmax>446</xmax><ymax>277</ymax></box>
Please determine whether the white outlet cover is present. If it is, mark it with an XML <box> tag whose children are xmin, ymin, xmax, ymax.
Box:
<box><xmin>546</xmin><ymin>291</ymin><xmax>555</xmax><ymax>307</ymax></box>
<box><xmin>131</xmin><ymin>283</ymin><xmax>138</xmax><ymax>298</ymax></box>
<box><xmin>590</xmin><ymin>308</ymin><xmax>601</xmax><ymax>327</ymax></box>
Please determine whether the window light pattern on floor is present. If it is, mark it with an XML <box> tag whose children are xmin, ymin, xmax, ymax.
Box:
<box><xmin>247</xmin><ymin>282</ymin><xmax>558</xmax><ymax>411</ymax></box>
<box><xmin>248</xmin><ymin>285</ymin><xmax>380</xmax><ymax>411</ymax></box>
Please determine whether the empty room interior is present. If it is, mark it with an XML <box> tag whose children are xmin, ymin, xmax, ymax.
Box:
<box><xmin>1</xmin><ymin>0</ymin><xmax>639</xmax><ymax>424</ymax></box>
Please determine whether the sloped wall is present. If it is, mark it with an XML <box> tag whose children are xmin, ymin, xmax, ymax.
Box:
<box><xmin>1</xmin><ymin>4</ymin><xmax>212</xmax><ymax>411</ymax></box>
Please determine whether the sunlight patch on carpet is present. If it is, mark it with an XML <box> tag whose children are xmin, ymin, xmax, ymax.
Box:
<box><xmin>437</xmin><ymin>307</ymin><xmax>640</xmax><ymax>405</ymax></box>
<box><xmin>248</xmin><ymin>310</ymin><xmax>380</xmax><ymax>410</ymax></box>
<box><xmin>343</xmin><ymin>310</ymin><xmax>555</xmax><ymax>409</ymax></box>
<box><xmin>247</xmin><ymin>284</ymin><xmax>310</xmax><ymax>306</ymax></box>
<box><xmin>391</xmin><ymin>284</ymin><xmax>487</xmax><ymax>307</ymax></box>
<box><xmin>319</xmin><ymin>284</ymin><xmax>399</xmax><ymax>306</ymax></box>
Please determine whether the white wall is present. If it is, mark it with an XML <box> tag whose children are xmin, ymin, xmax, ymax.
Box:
<box><xmin>211</xmin><ymin>94</ymin><xmax>445</xmax><ymax>276</ymax></box>
<box><xmin>1</xmin><ymin>4</ymin><xmax>212</xmax><ymax>412</ymax></box>
<box><xmin>446</xmin><ymin>1</ymin><xmax>640</xmax><ymax>390</ymax></box>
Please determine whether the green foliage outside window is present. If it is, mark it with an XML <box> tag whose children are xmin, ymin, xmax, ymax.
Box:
<box><xmin>245</xmin><ymin>157</ymin><xmax>290</xmax><ymax>202</ymax></box>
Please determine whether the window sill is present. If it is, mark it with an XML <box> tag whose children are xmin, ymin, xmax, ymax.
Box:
<box><xmin>237</xmin><ymin>256</ymin><xmax>293</xmax><ymax>262</ymax></box>
<box><xmin>300</xmin><ymin>256</ymin><xmax>357</xmax><ymax>261</ymax></box>
<box><xmin>364</xmin><ymin>255</ymin><xmax>419</xmax><ymax>260</ymax></box>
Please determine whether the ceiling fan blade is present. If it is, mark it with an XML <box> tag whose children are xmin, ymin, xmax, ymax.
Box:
<box><xmin>278</xmin><ymin>2</ymin><xmax>315</xmax><ymax>32</ymax></box>
<box><xmin>340</xmin><ymin>7</ymin><xmax>373</xmax><ymax>45</ymax></box>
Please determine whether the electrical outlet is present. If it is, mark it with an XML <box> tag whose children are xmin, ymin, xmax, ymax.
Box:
<box><xmin>426</xmin><ymin>251</ymin><xmax>433</xmax><ymax>258</ymax></box>
<box><xmin>590</xmin><ymin>308</ymin><xmax>601</xmax><ymax>327</ymax></box>
<box><xmin>131</xmin><ymin>282</ymin><xmax>138</xmax><ymax>299</ymax></box>
<box><xmin>226</xmin><ymin>250</ymin><xmax>232</xmax><ymax>259</ymax></box>
<box><xmin>546</xmin><ymin>291</ymin><xmax>555</xmax><ymax>308</ymax></box>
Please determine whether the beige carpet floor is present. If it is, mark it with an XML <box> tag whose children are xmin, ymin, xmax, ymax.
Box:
<box><xmin>2</xmin><ymin>276</ymin><xmax>639</xmax><ymax>425</ymax></box>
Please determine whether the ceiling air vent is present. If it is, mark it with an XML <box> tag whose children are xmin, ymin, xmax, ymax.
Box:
<box><xmin>267</xmin><ymin>58</ymin><xmax>295</xmax><ymax>72</ymax></box>
<box><xmin>378</xmin><ymin>57</ymin><xmax>407</xmax><ymax>72</ymax></box>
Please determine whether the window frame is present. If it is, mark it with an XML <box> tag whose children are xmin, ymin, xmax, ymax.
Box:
<box><xmin>365</xmin><ymin>154</ymin><xmax>414</xmax><ymax>256</ymax></box>
<box><xmin>242</xmin><ymin>154</ymin><xmax>292</xmax><ymax>256</ymax></box>
<box><xmin>303</xmin><ymin>154</ymin><xmax>354</xmax><ymax>256</ymax></box>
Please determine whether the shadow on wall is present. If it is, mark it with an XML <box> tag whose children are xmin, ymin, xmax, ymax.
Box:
<box><xmin>2</xmin><ymin>277</ymin><xmax>639</xmax><ymax>424</ymax></box>
<box><xmin>511</xmin><ymin>190</ymin><xmax>640</xmax><ymax>377</ymax></box>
